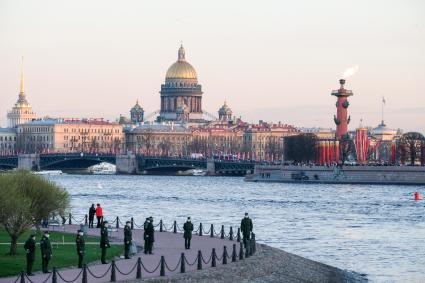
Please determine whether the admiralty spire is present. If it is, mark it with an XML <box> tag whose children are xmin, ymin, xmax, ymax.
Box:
<box><xmin>7</xmin><ymin>57</ymin><xmax>36</xmax><ymax>127</ymax></box>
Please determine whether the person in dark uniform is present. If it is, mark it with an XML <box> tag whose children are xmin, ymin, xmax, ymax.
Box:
<box><xmin>100</xmin><ymin>221</ymin><xmax>110</xmax><ymax>264</ymax></box>
<box><xmin>183</xmin><ymin>217</ymin><xmax>194</xmax><ymax>249</ymax></box>
<box><xmin>40</xmin><ymin>231</ymin><xmax>52</xmax><ymax>273</ymax></box>
<box><xmin>143</xmin><ymin>218</ymin><xmax>149</xmax><ymax>254</ymax></box>
<box><xmin>76</xmin><ymin>229</ymin><xmax>85</xmax><ymax>268</ymax></box>
<box><xmin>88</xmin><ymin>204</ymin><xmax>96</xmax><ymax>228</ymax></box>
<box><xmin>144</xmin><ymin>217</ymin><xmax>154</xmax><ymax>254</ymax></box>
<box><xmin>24</xmin><ymin>234</ymin><xmax>36</xmax><ymax>276</ymax></box>
<box><xmin>240</xmin><ymin>212</ymin><xmax>253</xmax><ymax>248</ymax></box>
<box><xmin>124</xmin><ymin>221</ymin><xmax>132</xmax><ymax>259</ymax></box>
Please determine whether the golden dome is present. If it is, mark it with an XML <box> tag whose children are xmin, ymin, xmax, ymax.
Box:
<box><xmin>165</xmin><ymin>45</ymin><xmax>197</xmax><ymax>80</ymax></box>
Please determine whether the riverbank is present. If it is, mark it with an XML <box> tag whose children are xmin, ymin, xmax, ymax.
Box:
<box><xmin>134</xmin><ymin>243</ymin><xmax>367</xmax><ymax>283</ymax></box>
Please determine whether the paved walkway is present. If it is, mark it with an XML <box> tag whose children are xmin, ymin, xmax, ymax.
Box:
<box><xmin>0</xmin><ymin>224</ymin><xmax>242</xmax><ymax>283</ymax></box>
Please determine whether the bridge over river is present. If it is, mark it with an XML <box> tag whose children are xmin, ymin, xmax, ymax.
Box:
<box><xmin>0</xmin><ymin>153</ymin><xmax>255</xmax><ymax>176</ymax></box>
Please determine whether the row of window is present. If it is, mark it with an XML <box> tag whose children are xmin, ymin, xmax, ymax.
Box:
<box><xmin>0</xmin><ymin>136</ymin><xmax>16</xmax><ymax>141</ymax></box>
<box><xmin>64</xmin><ymin>128</ymin><xmax>121</xmax><ymax>134</ymax></box>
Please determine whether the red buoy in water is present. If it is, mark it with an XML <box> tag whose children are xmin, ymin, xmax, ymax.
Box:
<box><xmin>414</xmin><ymin>192</ymin><xmax>422</xmax><ymax>201</ymax></box>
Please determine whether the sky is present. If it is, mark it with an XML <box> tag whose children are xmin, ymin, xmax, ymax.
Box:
<box><xmin>1</xmin><ymin>0</ymin><xmax>424</xmax><ymax>133</ymax></box>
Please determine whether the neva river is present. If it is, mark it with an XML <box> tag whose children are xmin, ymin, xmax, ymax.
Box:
<box><xmin>49</xmin><ymin>174</ymin><xmax>425</xmax><ymax>283</ymax></box>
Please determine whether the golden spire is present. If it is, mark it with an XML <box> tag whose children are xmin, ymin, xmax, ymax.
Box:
<box><xmin>19</xmin><ymin>56</ymin><xmax>25</xmax><ymax>95</ymax></box>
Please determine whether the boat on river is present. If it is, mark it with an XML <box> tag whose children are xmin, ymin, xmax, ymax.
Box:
<box><xmin>245</xmin><ymin>165</ymin><xmax>425</xmax><ymax>185</ymax></box>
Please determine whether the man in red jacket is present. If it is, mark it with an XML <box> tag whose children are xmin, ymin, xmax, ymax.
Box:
<box><xmin>96</xmin><ymin>203</ymin><xmax>103</xmax><ymax>228</ymax></box>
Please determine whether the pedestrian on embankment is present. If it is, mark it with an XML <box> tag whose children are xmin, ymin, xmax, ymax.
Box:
<box><xmin>88</xmin><ymin>203</ymin><xmax>96</xmax><ymax>228</ymax></box>
<box><xmin>241</xmin><ymin>212</ymin><xmax>253</xmax><ymax>249</ymax></box>
<box><xmin>124</xmin><ymin>220</ymin><xmax>132</xmax><ymax>259</ymax></box>
<box><xmin>100</xmin><ymin>220</ymin><xmax>110</xmax><ymax>264</ymax></box>
<box><xmin>183</xmin><ymin>217</ymin><xmax>193</xmax><ymax>249</ymax></box>
<box><xmin>144</xmin><ymin>217</ymin><xmax>154</xmax><ymax>254</ymax></box>
<box><xmin>96</xmin><ymin>203</ymin><xmax>103</xmax><ymax>228</ymax></box>
<box><xmin>24</xmin><ymin>234</ymin><xmax>36</xmax><ymax>276</ymax></box>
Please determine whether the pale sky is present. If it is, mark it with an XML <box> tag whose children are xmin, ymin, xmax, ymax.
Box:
<box><xmin>1</xmin><ymin>0</ymin><xmax>424</xmax><ymax>133</ymax></box>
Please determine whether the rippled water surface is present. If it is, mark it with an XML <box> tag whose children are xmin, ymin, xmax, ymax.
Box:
<box><xmin>49</xmin><ymin>174</ymin><xmax>425</xmax><ymax>282</ymax></box>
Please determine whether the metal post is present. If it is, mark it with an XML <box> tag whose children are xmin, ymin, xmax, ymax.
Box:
<box><xmin>116</xmin><ymin>216</ymin><xmax>119</xmax><ymax>229</ymax></box>
<box><xmin>222</xmin><ymin>246</ymin><xmax>227</xmax><ymax>264</ymax></box>
<box><xmin>180</xmin><ymin>253</ymin><xmax>186</xmax><ymax>273</ymax></box>
<box><xmin>173</xmin><ymin>220</ymin><xmax>177</xmax><ymax>233</ymax></box>
<box><xmin>211</xmin><ymin>248</ymin><xmax>216</xmax><ymax>267</ymax></box>
<box><xmin>239</xmin><ymin>242</ymin><xmax>244</xmax><ymax>260</ymax></box>
<box><xmin>245</xmin><ymin>240</ymin><xmax>250</xmax><ymax>258</ymax></box>
<box><xmin>131</xmin><ymin>217</ymin><xmax>134</xmax><ymax>230</ymax></box>
<box><xmin>82</xmin><ymin>264</ymin><xmax>88</xmax><ymax>283</ymax></box>
<box><xmin>20</xmin><ymin>271</ymin><xmax>25</xmax><ymax>283</ymax></box>
<box><xmin>210</xmin><ymin>224</ymin><xmax>214</xmax><ymax>237</ymax></box>
<box><xmin>252</xmin><ymin>233</ymin><xmax>256</xmax><ymax>254</ymax></box>
<box><xmin>68</xmin><ymin>213</ymin><xmax>72</xmax><ymax>225</ymax></box>
<box><xmin>237</xmin><ymin>228</ymin><xmax>241</xmax><ymax>242</ymax></box>
<box><xmin>199</xmin><ymin>223</ymin><xmax>203</xmax><ymax>236</ymax></box>
<box><xmin>52</xmin><ymin>267</ymin><xmax>57</xmax><ymax>283</ymax></box>
<box><xmin>220</xmin><ymin>225</ymin><xmax>224</xmax><ymax>239</ymax></box>
<box><xmin>232</xmin><ymin>244</ymin><xmax>237</xmax><ymax>262</ymax></box>
<box><xmin>160</xmin><ymin>256</ymin><xmax>165</xmax><ymax>276</ymax></box>
<box><xmin>160</xmin><ymin>220</ymin><xmax>163</xmax><ymax>232</ymax></box>
<box><xmin>197</xmin><ymin>250</ymin><xmax>202</xmax><ymax>270</ymax></box>
<box><xmin>136</xmin><ymin>257</ymin><xmax>142</xmax><ymax>279</ymax></box>
<box><xmin>84</xmin><ymin>214</ymin><xmax>88</xmax><ymax>226</ymax></box>
<box><xmin>110</xmin><ymin>260</ymin><xmax>116</xmax><ymax>282</ymax></box>
<box><xmin>229</xmin><ymin>226</ymin><xmax>233</xmax><ymax>241</ymax></box>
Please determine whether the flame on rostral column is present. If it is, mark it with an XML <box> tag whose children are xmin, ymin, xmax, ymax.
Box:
<box><xmin>342</xmin><ymin>65</ymin><xmax>359</xmax><ymax>79</ymax></box>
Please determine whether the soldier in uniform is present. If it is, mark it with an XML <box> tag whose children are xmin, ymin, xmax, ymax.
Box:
<box><xmin>100</xmin><ymin>220</ymin><xmax>110</xmax><ymax>264</ymax></box>
<box><xmin>40</xmin><ymin>231</ymin><xmax>52</xmax><ymax>273</ymax></box>
<box><xmin>183</xmin><ymin>217</ymin><xmax>194</xmax><ymax>249</ymax></box>
<box><xmin>144</xmin><ymin>217</ymin><xmax>154</xmax><ymax>254</ymax></box>
<box><xmin>88</xmin><ymin>204</ymin><xmax>96</xmax><ymax>228</ymax></box>
<box><xmin>240</xmin><ymin>212</ymin><xmax>253</xmax><ymax>248</ymax></box>
<box><xmin>124</xmin><ymin>221</ymin><xmax>132</xmax><ymax>259</ymax></box>
<box><xmin>143</xmin><ymin>218</ymin><xmax>149</xmax><ymax>254</ymax></box>
<box><xmin>24</xmin><ymin>234</ymin><xmax>36</xmax><ymax>276</ymax></box>
<box><xmin>76</xmin><ymin>229</ymin><xmax>85</xmax><ymax>268</ymax></box>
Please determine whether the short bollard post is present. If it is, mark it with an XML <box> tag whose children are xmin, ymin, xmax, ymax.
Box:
<box><xmin>199</xmin><ymin>223</ymin><xmax>203</xmax><ymax>236</ymax></box>
<box><xmin>160</xmin><ymin>219</ymin><xmax>163</xmax><ymax>232</ymax></box>
<box><xmin>232</xmin><ymin>244</ymin><xmax>237</xmax><ymax>262</ymax></box>
<box><xmin>252</xmin><ymin>233</ymin><xmax>256</xmax><ymax>254</ymax></box>
<box><xmin>222</xmin><ymin>246</ymin><xmax>228</xmax><ymax>264</ymax></box>
<box><xmin>249</xmin><ymin>238</ymin><xmax>254</xmax><ymax>256</ymax></box>
<box><xmin>110</xmin><ymin>260</ymin><xmax>116</xmax><ymax>282</ymax></box>
<box><xmin>52</xmin><ymin>267</ymin><xmax>57</xmax><ymax>283</ymax></box>
<box><xmin>82</xmin><ymin>264</ymin><xmax>88</xmax><ymax>283</ymax></box>
<box><xmin>220</xmin><ymin>225</ymin><xmax>224</xmax><ymax>239</ymax></box>
<box><xmin>116</xmin><ymin>216</ymin><xmax>119</xmax><ymax>229</ymax></box>
<box><xmin>20</xmin><ymin>271</ymin><xmax>25</xmax><ymax>283</ymax></box>
<box><xmin>245</xmin><ymin>240</ymin><xmax>250</xmax><ymax>258</ymax></box>
<box><xmin>84</xmin><ymin>214</ymin><xmax>88</xmax><ymax>226</ymax></box>
<box><xmin>136</xmin><ymin>257</ymin><xmax>142</xmax><ymax>279</ymax></box>
<box><xmin>160</xmin><ymin>256</ymin><xmax>165</xmax><ymax>276</ymax></box>
<box><xmin>237</xmin><ymin>228</ymin><xmax>241</xmax><ymax>242</ymax></box>
<box><xmin>229</xmin><ymin>226</ymin><xmax>233</xmax><ymax>241</ymax></box>
<box><xmin>173</xmin><ymin>220</ymin><xmax>177</xmax><ymax>233</ymax></box>
<box><xmin>210</xmin><ymin>224</ymin><xmax>214</xmax><ymax>237</ymax></box>
<box><xmin>131</xmin><ymin>217</ymin><xmax>134</xmax><ymax>230</ymax></box>
<box><xmin>239</xmin><ymin>242</ymin><xmax>244</xmax><ymax>260</ymax></box>
<box><xmin>211</xmin><ymin>248</ymin><xmax>216</xmax><ymax>267</ymax></box>
<box><xmin>180</xmin><ymin>253</ymin><xmax>186</xmax><ymax>273</ymax></box>
<box><xmin>68</xmin><ymin>213</ymin><xmax>72</xmax><ymax>225</ymax></box>
<box><xmin>197</xmin><ymin>250</ymin><xmax>202</xmax><ymax>270</ymax></box>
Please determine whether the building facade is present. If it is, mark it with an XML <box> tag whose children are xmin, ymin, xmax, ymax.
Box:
<box><xmin>0</xmin><ymin>128</ymin><xmax>17</xmax><ymax>155</ymax></box>
<box><xmin>17</xmin><ymin>118</ymin><xmax>124</xmax><ymax>153</ymax></box>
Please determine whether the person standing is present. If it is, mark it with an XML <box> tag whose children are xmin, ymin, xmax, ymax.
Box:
<box><xmin>88</xmin><ymin>204</ymin><xmax>96</xmax><ymax>228</ymax></box>
<box><xmin>183</xmin><ymin>217</ymin><xmax>193</xmax><ymax>249</ymax></box>
<box><xmin>100</xmin><ymin>221</ymin><xmax>110</xmax><ymax>264</ymax></box>
<box><xmin>143</xmin><ymin>218</ymin><xmax>149</xmax><ymax>254</ymax></box>
<box><xmin>240</xmin><ymin>212</ymin><xmax>253</xmax><ymax>248</ymax></box>
<box><xmin>124</xmin><ymin>221</ymin><xmax>132</xmax><ymax>259</ymax></box>
<box><xmin>144</xmin><ymin>217</ymin><xmax>154</xmax><ymax>254</ymax></box>
<box><xmin>76</xmin><ymin>229</ymin><xmax>85</xmax><ymax>268</ymax></box>
<box><xmin>95</xmin><ymin>203</ymin><xmax>103</xmax><ymax>228</ymax></box>
<box><xmin>40</xmin><ymin>231</ymin><xmax>52</xmax><ymax>273</ymax></box>
<box><xmin>24</xmin><ymin>234</ymin><xmax>36</xmax><ymax>276</ymax></box>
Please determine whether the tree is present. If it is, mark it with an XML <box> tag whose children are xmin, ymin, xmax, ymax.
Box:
<box><xmin>284</xmin><ymin>134</ymin><xmax>317</xmax><ymax>163</ymax></box>
<box><xmin>0</xmin><ymin>170</ymin><xmax>70</xmax><ymax>255</ymax></box>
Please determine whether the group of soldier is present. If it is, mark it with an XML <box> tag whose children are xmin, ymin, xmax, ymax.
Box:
<box><xmin>23</xmin><ymin>206</ymin><xmax>254</xmax><ymax>276</ymax></box>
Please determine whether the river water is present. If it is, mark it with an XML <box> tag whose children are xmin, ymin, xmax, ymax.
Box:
<box><xmin>48</xmin><ymin>174</ymin><xmax>425</xmax><ymax>282</ymax></box>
